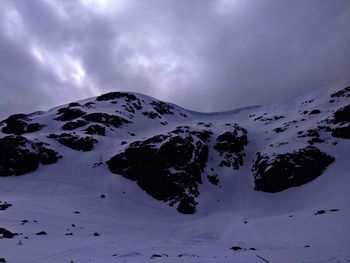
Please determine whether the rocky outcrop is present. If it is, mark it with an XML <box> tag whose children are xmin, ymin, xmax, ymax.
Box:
<box><xmin>0</xmin><ymin>135</ymin><xmax>61</xmax><ymax>176</ymax></box>
<box><xmin>54</xmin><ymin>107</ymin><xmax>86</xmax><ymax>121</ymax></box>
<box><xmin>82</xmin><ymin>113</ymin><xmax>131</xmax><ymax>128</ymax></box>
<box><xmin>1</xmin><ymin>114</ymin><xmax>43</xmax><ymax>134</ymax></box>
<box><xmin>48</xmin><ymin>133</ymin><xmax>98</xmax><ymax>152</ymax></box>
<box><xmin>96</xmin><ymin>92</ymin><xmax>138</xmax><ymax>102</ymax></box>
<box><xmin>150</xmin><ymin>101</ymin><xmax>174</xmax><ymax>115</ymax></box>
<box><xmin>84</xmin><ymin>124</ymin><xmax>106</xmax><ymax>136</ymax></box>
<box><xmin>325</xmin><ymin>105</ymin><xmax>350</xmax><ymax>139</ymax></box>
<box><xmin>61</xmin><ymin>119</ymin><xmax>88</xmax><ymax>130</ymax></box>
<box><xmin>332</xmin><ymin>105</ymin><xmax>350</xmax><ymax>124</ymax></box>
<box><xmin>214</xmin><ymin>124</ymin><xmax>248</xmax><ymax>169</ymax></box>
<box><xmin>107</xmin><ymin>127</ymin><xmax>210</xmax><ymax>214</ymax></box>
<box><xmin>330</xmin><ymin>86</ymin><xmax>350</xmax><ymax>101</ymax></box>
<box><xmin>252</xmin><ymin>146</ymin><xmax>334</xmax><ymax>192</ymax></box>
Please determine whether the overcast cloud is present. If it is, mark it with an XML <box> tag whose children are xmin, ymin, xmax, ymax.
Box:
<box><xmin>0</xmin><ymin>0</ymin><xmax>349</xmax><ymax>119</ymax></box>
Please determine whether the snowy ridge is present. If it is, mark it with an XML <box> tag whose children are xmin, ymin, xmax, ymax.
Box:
<box><xmin>0</xmin><ymin>82</ymin><xmax>350</xmax><ymax>262</ymax></box>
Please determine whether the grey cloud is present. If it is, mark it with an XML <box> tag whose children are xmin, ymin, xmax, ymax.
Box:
<box><xmin>0</xmin><ymin>0</ymin><xmax>349</xmax><ymax>119</ymax></box>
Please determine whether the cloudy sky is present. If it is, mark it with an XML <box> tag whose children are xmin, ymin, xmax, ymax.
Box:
<box><xmin>0</xmin><ymin>0</ymin><xmax>349</xmax><ymax>119</ymax></box>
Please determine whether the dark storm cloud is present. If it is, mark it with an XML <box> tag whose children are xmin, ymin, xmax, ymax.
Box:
<box><xmin>0</xmin><ymin>0</ymin><xmax>349</xmax><ymax>119</ymax></box>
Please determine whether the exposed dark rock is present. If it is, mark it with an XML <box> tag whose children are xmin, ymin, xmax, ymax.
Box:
<box><xmin>230</xmin><ymin>246</ymin><xmax>242</xmax><ymax>251</ymax></box>
<box><xmin>0</xmin><ymin>202</ymin><xmax>12</xmax><ymax>211</ymax></box>
<box><xmin>330</xmin><ymin>86</ymin><xmax>350</xmax><ymax>98</ymax></box>
<box><xmin>0</xmin><ymin>227</ymin><xmax>17</xmax><ymax>238</ymax></box>
<box><xmin>302</xmin><ymin>99</ymin><xmax>314</xmax><ymax>104</ymax></box>
<box><xmin>297</xmin><ymin>129</ymin><xmax>324</xmax><ymax>144</ymax></box>
<box><xmin>21</xmin><ymin>220</ymin><xmax>29</xmax><ymax>225</ymax></box>
<box><xmin>253</xmin><ymin>146</ymin><xmax>334</xmax><ymax>192</ymax></box>
<box><xmin>151</xmin><ymin>254</ymin><xmax>162</xmax><ymax>259</ymax></box>
<box><xmin>83</xmin><ymin>102</ymin><xmax>95</xmax><ymax>108</ymax></box>
<box><xmin>207</xmin><ymin>175</ymin><xmax>219</xmax><ymax>185</ymax></box>
<box><xmin>308</xmin><ymin>137</ymin><xmax>325</xmax><ymax>145</ymax></box>
<box><xmin>96</xmin><ymin>92</ymin><xmax>138</xmax><ymax>102</ymax></box>
<box><xmin>93</xmin><ymin>232</ymin><xmax>100</xmax><ymax>237</ymax></box>
<box><xmin>332</xmin><ymin>105</ymin><xmax>350</xmax><ymax>124</ymax></box>
<box><xmin>177</xmin><ymin>196</ymin><xmax>196</xmax><ymax>214</ymax></box>
<box><xmin>55</xmin><ymin>107</ymin><xmax>86</xmax><ymax>121</ymax></box>
<box><xmin>151</xmin><ymin>101</ymin><xmax>174</xmax><ymax>115</ymax></box>
<box><xmin>254</xmin><ymin>115</ymin><xmax>285</xmax><ymax>124</ymax></box>
<box><xmin>309</xmin><ymin>109</ymin><xmax>321</xmax><ymax>115</ymax></box>
<box><xmin>314</xmin><ymin>210</ymin><xmax>326</xmax><ymax>215</ymax></box>
<box><xmin>324</xmin><ymin>105</ymin><xmax>350</xmax><ymax>139</ymax></box>
<box><xmin>0</xmin><ymin>135</ymin><xmax>61</xmax><ymax>176</ymax></box>
<box><xmin>142</xmin><ymin>111</ymin><xmax>161</xmax><ymax>119</ymax></box>
<box><xmin>0</xmin><ymin>258</ymin><xmax>6</xmax><ymax>262</ymax></box>
<box><xmin>214</xmin><ymin>124</ymin><xmax>248</xmax><ymax>169</ymax></box>
<box><xmin>68</xmin><ymin>102</ymin><xmax>81</xmax><ymax>107</ymax></box>
<box><xmin>274</xmin><ymin>127</ymin><xmax>287</xmax><ymax>133</ymax></box>
<box><xmin>1</xmin><ymin>113</ymin><xmax>43</xmax><ymax>134</ymax></box>
<box><xmin>48</xmin><ymin>133</ymin><xmax>98</xmax><ymax>152</ymax></box>
<box><xmin>84</xmin><ymin>124</ymin><xmax>106</xmax><ymax>136</ymax></box>
<box><xmin>82</xmin><ymin>113</ymin><xmax>131</xmax><ymax>128</ymax></box>
<box><xmin>61</xmin><ymin>119</ymin><xmax>88</xmax><ymax>130</ymax></box>
<box><xmin>331</xmin><ymin>126</ymin><xmax>350</xmax><ymax>139</ymax></box>
<box><xmin>107</xmin><ymin>127</ymin><xmax>209</xmax><ymax>214</ymax></box>
<box><xmin>36</xmin><ymin>231</ymin><xmax>47</xmax><ymax>235</ymax></box>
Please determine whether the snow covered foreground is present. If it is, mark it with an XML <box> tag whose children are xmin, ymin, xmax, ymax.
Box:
<box><xmin>1</xmin><ymin>81</ymin><xmax>350</xmax><ymax>263</ymax></box>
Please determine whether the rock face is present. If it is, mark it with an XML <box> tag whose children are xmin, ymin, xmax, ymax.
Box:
<box><xmin>84</xmin><ymin>124</ymin><xmax>106</xmax><ymax>136</ymax></box>
<box><xmin>0</xmin><ymin>135</ymin><xmax>61</xmax><ymax>176</ymax></box>
<box><xmin>61</xmin><ymin>119</ymin><xmax>88</xmax><ymax>130</ymax></box>
<box><xmin>150</xmin><ymin>101</ymin><xmax>174</xmax><ymax>115</ymax></box>
<box><xmin>96</xmin><ymin>91</ymin><xmax>138</xmax><ymax>102</ymax></box>
<box><xmin>330</xmin><ymin>86</ymin><xmax>350</xmax><ymax>99</ymax></box>
<box><xmin>107</xmin><ymin>126</ymin><xmax>209</xmax><ymax>214</ymax></box>
<box><xmin>332</xmin><ymin>105</ymin><xmax>350</xmax><ymax>124</ymax></box>
<box><xmin>1</xmin><ymin>114</ymin><xmax>43</xmax><ymax>134</ymax></box>
<box><xmin>82</xmin><ymin>113</ymin><xmax>131</xmax><ymax>128</ymax></box>
<box><xmin>48</xmin><ymin>133</ymin><xmax>98</xmax><ymax>152</ymax></box>
<box><xmin>252</xmin><ymin>146</ymin><xmax>334</xmax><ymax>192</ymax></box>
<box><xmin>214</xmin><ymin>124</ymin><xmax>248</xmax><ymax>169</ymax></box>
<box><xmin>55</xmin><ymin>107</ymin><xmax>86</xmax><ymax>121</ymax></box>
<box><xmin>327</xmin><ymin>105</ymin><xmax>350</xmax><ymax>139</ymax></box>
<box><xmin>331</xmin><ymin>126</ymin><xmax>350</xmax><ymax>139</ymax></box>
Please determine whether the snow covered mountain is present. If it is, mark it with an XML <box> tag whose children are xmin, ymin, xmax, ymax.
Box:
<box><xmin>1</xmin><ymin>81</ymin><xmax>349</xmax><ymax>262</ymax></box>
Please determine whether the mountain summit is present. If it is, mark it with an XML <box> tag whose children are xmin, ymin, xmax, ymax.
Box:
<box><xmin>1</xmin><ymin>82</ymin><xmax>349</xmax><ymax>262</ymax></box>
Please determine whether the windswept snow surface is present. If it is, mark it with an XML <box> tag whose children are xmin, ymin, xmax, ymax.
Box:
<box><xmin>1</xmin><ymin>82</ymin><xmax>350</xmax><ymax>262</ymax></box>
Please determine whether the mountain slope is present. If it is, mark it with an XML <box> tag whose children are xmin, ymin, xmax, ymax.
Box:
<box><xmin>0</xmin><ymin>82</ymin><xmax>349</xmax><ymax>262</ymax></box>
